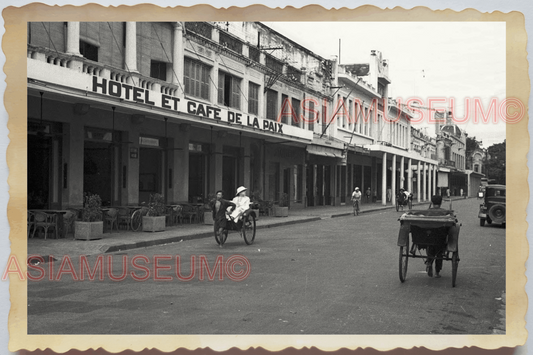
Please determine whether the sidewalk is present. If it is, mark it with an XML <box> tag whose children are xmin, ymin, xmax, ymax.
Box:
<box><xmin>27</xmin><ymin>197</ymin><xmax>467</xmax><ymax>260</ymax></box>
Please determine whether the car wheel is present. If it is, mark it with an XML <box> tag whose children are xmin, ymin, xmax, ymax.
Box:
<box><xmin>479</xmin><ymin>218</ymin><xmax>485</xmax><ymax>227</ymax></box>
<box><xmin>488</xmin><ymin>204</ymin><xmax>505</xmax><ymax>224</ymax></box>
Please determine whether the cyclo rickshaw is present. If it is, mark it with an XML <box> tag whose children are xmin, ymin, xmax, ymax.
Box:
<box><xmin>397</xmin><ymin>200</ymin><xmax>461</xmax><ymax>287</ymax></box>
<box><xmin>396</xmin><ymin>190</ymin><xmax>413</xmax><ymax>211</ymax></box>
<box><xmin>214</xmin><ymin>203</ymin><xmax>258</xmax><ymax>246</ymax></box>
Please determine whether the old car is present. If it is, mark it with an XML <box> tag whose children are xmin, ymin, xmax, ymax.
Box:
<box><xmin>478</xmin><ymin>184</ymin><xmax>506</xmax><ymax>227</ymax></box>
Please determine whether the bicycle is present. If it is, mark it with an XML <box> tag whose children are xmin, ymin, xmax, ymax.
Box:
<box><xmin>130</xmin><ymin>206</ymin><xmax>149</xmax><ymax>232</ymax></box>
<box><xmin>352</xmin><ymin>199</ymin><xmax>360</xmax><ymax>216</ymax></box>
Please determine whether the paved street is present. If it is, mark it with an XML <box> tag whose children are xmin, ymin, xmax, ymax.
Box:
<box><xmin>27</xmin><ymin>198</ymin><xmax>506</xmax><ymax>335</ymax></box>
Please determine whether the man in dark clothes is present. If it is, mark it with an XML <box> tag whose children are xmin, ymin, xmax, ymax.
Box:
<box><xmin>212</xmin><ymin>190</ymin><xmax>236</xmax><ymax>243</ymax></box>
<box><xmin>426</xmin><ymin>195</ymin><xmax>446</xmax><ymax>278</ymax></box>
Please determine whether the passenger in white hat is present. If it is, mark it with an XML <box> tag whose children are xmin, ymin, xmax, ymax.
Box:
<box><xmin>228</xmin><ymin>186</ymin><xmax>250</xmax><ymax>221</ymax></box>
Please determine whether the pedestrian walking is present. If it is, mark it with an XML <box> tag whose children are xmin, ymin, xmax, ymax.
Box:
<box><xmin>387</xmin><ymin>186</ymin><xmax>392</xmax><ymax>202</ymax></box>
<box><xmin>365</xmin><ymin>187</ymin><xmax>371</xmax><ymax>203</ymax></box>
<box><xmin>351</xmin><ymin>187</ymin><xmax>362</xmax><ymax>216</ymax></box>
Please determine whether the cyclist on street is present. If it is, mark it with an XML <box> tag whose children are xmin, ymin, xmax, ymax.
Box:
<box><xmin>351</xmin><ymin>187</ymin><xmax>362</xmax><ymax>216</ymax></box>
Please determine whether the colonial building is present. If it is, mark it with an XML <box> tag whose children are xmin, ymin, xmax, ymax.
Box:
<box><xmin>27</xmin><ymin>21</ymin><xmax>439</xmax><ymax>210</ymax></box>
<box><xmin>435</xmin><ymin>112</ymin><xmax>468</xmax><ymax>196</ymax></box>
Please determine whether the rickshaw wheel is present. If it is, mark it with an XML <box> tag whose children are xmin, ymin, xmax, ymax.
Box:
<box><xmin>131</xmin><ymin>210</ymin><xmax>143</xmax><ymax>232</ymax></box>
<box><xmin>399</xmin><ymin>241</ymin><xmax>409</xmax><ymax>282</ymax></box>
<box><xmin>242</xmin><ymin>213</ymin><xmax>256</xmax><ymax>245</ymax></box>
<box><xmin>214</xmin><ymin>225</ymin><xmax>228</xmax><ymax>246</ymax></box>
<box><xmin>395</xmin><ymin>200</ymin><xmax>399</xmax><ymax>212</ymax></box>
<box><xmin>452</xmin><ymin>251</ymin><xmax>459</xmax><ymax>287</ymax></box>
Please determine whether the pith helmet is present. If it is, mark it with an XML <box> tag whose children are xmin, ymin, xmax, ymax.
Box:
<box><xmin>236</xmin><ymin>186</ymin><xmax>247</xmax><ymax>196</ymax></box>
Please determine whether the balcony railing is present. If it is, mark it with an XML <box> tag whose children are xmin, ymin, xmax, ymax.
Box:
<box><xmin>27</xmin><ymin>44</ymin><xmax>181</xmax><ymax>97</ymax></box>
<box><xmin>184</xmin><ymin>22</ymin><xmax>213</xmax><ymax>40</ymax></box>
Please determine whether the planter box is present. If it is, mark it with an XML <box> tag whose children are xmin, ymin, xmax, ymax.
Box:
<box><xmin>272</xmin><ymin>206</ymin><xmax>289</xmax><ymax>217</ymax></box>
<box><xmin>252</xmin><ymin>209</ymin><xmax>260</xmax><ymax>221</ymax></box>
<box><xmin>142</xmin><ymin>216</ymin><xmax>166</xmax><ymax>232</ymax></box>
<box><xmin>74</xmin><ymin>221</ymin><xmax>103</xmax><ymax>240</ymax></box>
<box><xmin>204</xmin><ymin>211</ymin><xmax>214</xmax><ymax>225</ymax></box>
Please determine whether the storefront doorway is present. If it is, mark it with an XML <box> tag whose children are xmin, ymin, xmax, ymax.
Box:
<box><xmin>189</xmin><ymin>153</ymin><xmax>206</xmax><ymax>203</ymax></box>
<box><xmin>222</xmin><ymin>155</ymin><xmax>237</xmax><ymax>199</ymax></box>
<box><xmin>306</xmin><ymin>164</ymin><xmax>315</xmax><ymax>206</ymax></box>
<box><xmin>84</xmin><ymin>141</ymin><xmax>113</xmax><ymax>206</ymax></box>
<box><xmin>139</xmin><ymin>147</ymin><xmax>162</xmax><ymax>204</ymax></box>
<box><xmin>28</xmin><ymin>134</ymin><xmax>52</xmax><ymax>209</ymax></box>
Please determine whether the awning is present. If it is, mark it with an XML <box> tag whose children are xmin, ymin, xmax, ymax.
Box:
<box><xmin>306</xmin><ymin>145</ymin><xmax>344</xmax><ymax>158</ymax></box>
<box><xmin>438</xmin><ymin>172</ymin><xmax>449</xmax><ymax>187</ymax></box>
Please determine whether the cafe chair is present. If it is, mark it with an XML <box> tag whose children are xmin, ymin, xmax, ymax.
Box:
<box><xmin>164</xmin><ymin>206</ymin><xmax>179</xmax><ymax>226</ymax></box>
<box><xmin>103</xmin><ymin>208</ymin><xmax>119</xmax><ymax>233</ymax></box>
<box><xmin>181</xmin><ymin>204</ymin><xmax>198</xmax><ymax>224</ymax></box>
<box><xmin>27</xmin><ymin>211</ymin><xmax>35</xmax><ymax>238</ymax></box>
<box><xmin>62</xmin><ymin>210</ymin><xmax>76</xmax><ymax>238</ymax></box>
<box><xmin>31</xmin><ymin>211</ymin><xmax>57</xmax><ymax>240</ymax></box>
<box><xmin>117</xmin><ymin>207</ymin><xmax>132</xmax><ymax>230</ymax></box>
<box><xmin>173</xmin><ymin>205</ymin><xmax>183</xmax><ymax>224</ymax></box>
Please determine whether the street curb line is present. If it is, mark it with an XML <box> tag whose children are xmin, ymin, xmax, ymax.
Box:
<box><xmin>98</xmin><ymin>198</ymin><xmax>469</xmax><ymax>254</ymax></box>
<box><xmin>104</xmin><ymin>216</ymin><xmax>322</xmax><ymax>254</ymax></box>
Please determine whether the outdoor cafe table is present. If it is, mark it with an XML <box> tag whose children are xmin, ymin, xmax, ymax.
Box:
<box><xmin>29</xmin><ymin>209</ymin><xmax>69</xmax><ymax>239</ymax></box>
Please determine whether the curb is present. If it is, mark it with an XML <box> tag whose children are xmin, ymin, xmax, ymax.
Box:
<box><xmin>89</xmin><ymin>198</ymin><xmax>470</xmax><ymax>254</ymax></box>
<box><xmin>104</xmin><ymin>216</ymin><xmax>322</xmax><ymax>254</ymax></box>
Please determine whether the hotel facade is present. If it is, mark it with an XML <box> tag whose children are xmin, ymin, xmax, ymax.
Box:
<box><xmin>27</xmin><ymin>21</ymin><xmax>441</xmax><ymax>210</ymax></box>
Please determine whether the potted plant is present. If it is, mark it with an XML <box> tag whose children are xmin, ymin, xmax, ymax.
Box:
<box><xmin>143</xmin><ymin>193</ymin><xmax>166</xmax><ymax>232</ymax></box>
<box><xmin>273</xmin><ymin>192</ymin><xmax>289</xmax><ymax>217</ymax></box>
<box><xmin>249</xmin><ymin>190</ymin><xmax>263</xmax><ymax>220</ymax></box>
<box><xmin>202</xmin><ymin>194</ymin><xmax>216</xmax><ymax>225</ymax></box>
<box><xmin>75</xmin><ymin>193</ymin><xmax>103</xmax><ymax>240</ymax></box>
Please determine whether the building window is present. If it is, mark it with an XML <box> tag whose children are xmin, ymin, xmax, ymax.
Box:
<box><xmin>292</xmin><ymin>98</ymin><xmax>301</xmax><ymax>127</ymax></box>
<box><xmin>322</xmin><ymin>103</ymin><xmax>327</xmax><ymax>131</ymax></box>
<box><xmin>287</xmin><ymin>66</ymin><xmax>302</xmax><ymax>83</ymax></box>
<box><xmin>281</xmin><ymin>95</ymin><xmax>289</xmax><ymax>124</ymax></box>
<box><xmin>219</xmin><ymin>31</ymin><xmax>243</xmax><ymax>54</ymax></box>
<box><xmin>248</xmin><ymin>46</ymin><xmax>260</xmax><ymax>62</ymax></box>
<box><xmin>308</xmin><ymin>99</ymin><xmax>315</xmax><ymax>132</ymax></box>
<box><xmin>184</xmin><ymin>22</ymin><xmax>212</xmax><ymax>39</ymax></box>
<box><xmin>184</xmin><ymin>58</ymin><xmax>210</xmax><ymax>100</ymax></box>
<box><xmin>265</xmin><ymin>55</ymin><xmax>284</xmax><ymax>73</ymax></box>
<box><xmin>218</xmin><ymin>71</ymin><xmax>241</xmax><ymax>109</ymax></box>
<box><xmin>248</xmin><ymin>82</ymin><xmax>259</xmax><ymax>115</ymax></box>
<box><xmin>378</xmin><ymin>83</ymin><xmax>385</xmax><ymax>97</ymax></box>
<box><xmin>150</xmin><ymin>60</ymin><xmax>167</xmax><ymax>81</ymax></box>
<box><xmin>79</xmin><ymin>40</ymin><xmax>98</xmax><ymax>62</ymax></box>
<box><xmin>266</xmin><ymin>89</ymin><xmax>278</xmax><ymax>121</ymax></box>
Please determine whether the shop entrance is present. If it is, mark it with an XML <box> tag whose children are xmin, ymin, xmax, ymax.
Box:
<box><xmin>189</xmin><ymin>153</ymin><xmax>206</xmax><ymax>202</ymax></box>
<box><xmin>84</xmin><ymin>141</ymin><xmax>113</xmax><ymax>206</ymax></box>
<box><xmin>28</xmin><ymin>134</ymin><xmax>52</xmax><ymax>209</ymax></box>
<box><xmin>316</xmin><ymin>165</ymin><xmax>324</xmax><ymax>205</ymax></box>
<box><xmin>139</xmin><ymin>147</ymin><xmax>162</xmax><ymax>204</ymax></box>
<box><xmin>324</xmin><ymin>165</ymin><xmax>331</xmax><ymax>205</ymax></box>
<box><xmin>306</xmin><ymin>164</ymin><xmax>315</xmax><ymax>206</ymax></box>
<box><xmin>222</xmin><ymin>155</ymin><xmax>237</xmax><ymax>199</ymax></box>
<box><xmin>283</xmin><ymin>167</ymin><xmax>291</xmax><ymax>207</ymax></box>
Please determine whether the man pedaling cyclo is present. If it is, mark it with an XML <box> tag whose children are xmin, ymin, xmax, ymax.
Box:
<box><xmin>213</xmin><ymin>186</ymin><xmax>251</xmax><ymax>243</ymax></box>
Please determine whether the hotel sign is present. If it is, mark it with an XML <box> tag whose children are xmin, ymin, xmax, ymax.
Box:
<box><xmin>91</xmin><ymin>76</ymin><xmax>311</xmax><ymax>140</ymax></box>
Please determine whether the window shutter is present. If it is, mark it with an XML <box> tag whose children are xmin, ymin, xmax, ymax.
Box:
<box><xmin>218</xmin><ymin>72</ymin><xmax>224</xmax><ymax>105</ymax></box>
<box><xmin>232</xmin><ymin>79</ymin><xmax>240</xmax><ymax>110</ymax></box>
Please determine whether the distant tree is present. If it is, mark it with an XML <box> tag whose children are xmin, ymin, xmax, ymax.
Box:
<box><xmin>485</xmin><ymin>140</ymin><xmax>506</xmax><ymax>184</ymax></box>
<box><xmin>465</xmin><ymin>136</ymin><xmax>481</xmax><ymax>170</ymax></box>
